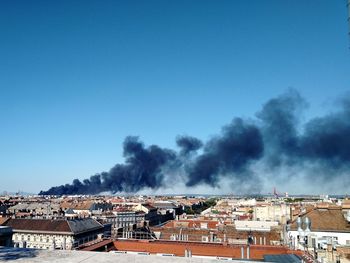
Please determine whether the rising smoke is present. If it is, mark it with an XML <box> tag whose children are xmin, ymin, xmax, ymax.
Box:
<box><xmin>39</xmin><ymin>90</ymin><xmax>350</xmax><ymax>195</ymax></box>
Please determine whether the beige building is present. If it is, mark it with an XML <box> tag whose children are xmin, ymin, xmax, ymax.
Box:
<box><xmin>2</xmin><ymin>218</ymin><xmax>103</xmax><ymax>250</ymax></box>
<box><xmin>253</xmin><ymin>203</ymin><xmax>290</xmax><ymax>223</ymax></box>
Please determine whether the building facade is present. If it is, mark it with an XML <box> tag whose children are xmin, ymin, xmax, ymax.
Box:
<box><xmin>3</xmin><ymin>218</ymin><xmax>104</xmax><ymax>250</ymax></box>
<box><xmin>253</xmin><ymin>203</ymin><xmax>290</xmax><ymax>223</ymax></box>
<box><xmin>288</xmin><ymin>205</ymin><xmax>350</xmax><ymax>249</ymax></box>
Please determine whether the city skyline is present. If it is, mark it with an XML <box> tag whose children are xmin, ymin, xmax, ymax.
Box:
<box><xmin>1</xmin><ymin>1</ymin><xmax>350</xmax><ymax>194</ymax></box>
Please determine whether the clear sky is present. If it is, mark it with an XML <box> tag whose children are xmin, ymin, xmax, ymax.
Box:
<box><xmin>1</xmin><ymin>0</ymin><xmax>349</xmax><ymax>194</ymax></box>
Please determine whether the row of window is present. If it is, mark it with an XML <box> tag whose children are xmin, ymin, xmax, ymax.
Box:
<box><xmin>13</xmin><ymin>234</ymin><xmax>73</xmax><ymax>244</ymax></box>
<box><xmin>13</xmin><ymin>234</ymin><xmax>98</xmax><ymax>250</ymax></box>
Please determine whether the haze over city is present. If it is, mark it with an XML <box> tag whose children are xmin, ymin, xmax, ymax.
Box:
<box><xmin>1</xmin><ymin>1</ymin><xmax>350</xmax><ymax>195</ymax></box>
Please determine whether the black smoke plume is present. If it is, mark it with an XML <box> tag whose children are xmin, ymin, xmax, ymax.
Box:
<box><xmin>40</xmin><ymin>90</ymin><xmax>350</xmax><ymax>195</ymax></box>
<box><xmin>39</xmin><ymin>136</ymin><xmax>176</xmax><ymax>195</ymax></box>
<box><xmin>258</xmin><ymin>91</ymin><xmax>350</xmax><ymax>176</ymax></box>
<box><xmin>176</xmin><ymin>135</ymin><xmax>203</xmax><ymax>155</ymax></box>
<box><xmin>185</xmin><ymin>118</ymin><xmax>263</xmax><ymax>187</ymax></box>
<box><xmin>257</xmin><ymin>90</ymin><xmax>305</xmax><ymax>167</ymax></box>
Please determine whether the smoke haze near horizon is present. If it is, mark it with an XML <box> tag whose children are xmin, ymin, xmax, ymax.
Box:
<box><xmin>39</xmin><ymin>90</ymin><xmax>350</xmax><ymax>195</ymax></box>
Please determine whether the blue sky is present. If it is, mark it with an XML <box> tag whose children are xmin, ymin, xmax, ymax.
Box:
<box><xmin>1</xmin><ymin>0</ymin><xmax>349</xmax><ymax>194</ymax></box>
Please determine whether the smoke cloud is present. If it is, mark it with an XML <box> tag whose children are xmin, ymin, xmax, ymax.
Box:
<box><xmin>40</xmin><ymin>136</ymin><xmax>177</xmax><ymax>195</ymax></box>
<box><xmin>176</xmin><ymin>135</ymin><xmax>203</xmax><ymax>155</ymax></box>
<box><xmin>39</xmin><ymin>90</ymin><xmax>350</xmax><ymax>195</ymax></box>
<box><xmin>185</xmin><ymin>118</ymin><xmax>263</xmax><ymax>187</ymax></box>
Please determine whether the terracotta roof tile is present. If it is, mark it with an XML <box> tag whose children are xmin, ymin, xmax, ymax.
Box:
<box><xmin>152</xmin><ymin>226</ymin><xmax>281</xmax><ymax>244</ymax></box>
<box><xmin>291</xmin><ymin>207</ymin><xmax>350</xmax><ymax>232</ymax></box>
<box><xmin>80</xmin><ymin>239</ymin><xmax>114</xmax><ymax>251</ymax></box>
<box><xmin>113</xmin><ymin>240</ymin><xmax>299</xmax><ymax>259</ymax></box>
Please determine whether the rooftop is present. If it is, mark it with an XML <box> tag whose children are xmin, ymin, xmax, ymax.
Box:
<box><xmin>0</xmin><ymin>247</ymin><xmax>277</xmax><ymax>263</ymax></box>
<box><xmin>290</xmin><ymin>207</ymin><xmax>350</xmax><ymax>232</ymax></box>
<box><xmin>3</xmin><ymin>218</ymin><xmax>103</xmax><ymax>235</ymax></box>
<box><xmin>113</xmin><ymin>239</ymin><xmax>301</xmax><ymax>260</ymax></box>
<box><xmin>60</xmin><ymin>201</ymin><xmax>94</xmax><ymax>211</ymax></box>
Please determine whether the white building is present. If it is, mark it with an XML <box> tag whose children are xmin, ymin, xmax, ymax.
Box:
<box><xmin>112</xmin><ymin>209</ymin><xmax>145</xmax><ymax>230</ymax></box>
<box><xmin>253</xmin><ymin>203</ymin><xmax>290</xmax><ymax>223</ymax></box>
<box><xmin>3</xmin><ymin>218</ymin><xmax>104</xmax><ymax>250</ymax></box>
<box><xmin>287</xmin><ymin>205</ymin><xmax>350</xmax><ymax>249</ymax></box>
<box><xmin>234</xmin><ymin>220</ymin><xmax>279</xmax><ymax>232</ymax></box>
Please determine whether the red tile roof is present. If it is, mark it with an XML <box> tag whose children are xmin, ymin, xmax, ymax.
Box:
<box><xmin>151</xmin><ymin>225</ymin><xmax>281</xmax><ymax>244</ymax></box>
<box><xmin>113</xmin><ymin>240</ymin><xmax>301</xmax><ymax>259</ymax></box>
<box><xmin>80</xmin><ymin>239</ymin><xmax>114</xmax><ymax>251</ymax></box>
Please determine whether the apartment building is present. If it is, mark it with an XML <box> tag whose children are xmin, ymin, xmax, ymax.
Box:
<box><xmin>253</xmin><ymin>203</ymin><xmax>290</xmax><ymax>223</ymax></box>
<box><xmin>288</xmin><ymin>204</ymin><xmax>350</xmax><ymax>249</ymax></box>
<box><xmin>2</xmin><ymin>218</ymin><xmax>103</xmax><ymax>250</ymax></box>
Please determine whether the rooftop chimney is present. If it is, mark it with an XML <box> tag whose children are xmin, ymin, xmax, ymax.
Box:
<box><xmin>304</xmin><ymin>217</ymin><xmax>311</xmax><ymax>234</ymax></box>
<box><xmin>297</xmin><ymin>217</ymin><xmax>302</xmax><ymax>232</ymax></box>
<box><xmin>346</xmin><ymin>210</ymin><xmax>350</xmax><ymax>222</ymax></box>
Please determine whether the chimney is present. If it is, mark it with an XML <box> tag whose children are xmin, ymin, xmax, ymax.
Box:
<box><xmin>304</xmin><ymin>217</ymin><xmax>311</xmax><ymax>234</ymax></box>
<box><xmin>347</xmin><ymin>210</ymin><xmax>350</xmax><ymax>222</ymax></box>
<box><xmin>297</xmin><ymin>217</ymin><xmax>302</xmax><ymax>233</ymax></box>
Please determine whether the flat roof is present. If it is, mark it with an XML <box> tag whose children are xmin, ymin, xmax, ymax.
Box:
<box><xmin>264</xmin><ymin>254</ymin><xmax>301</xmax><ymax>263</ymax></box>
<box><xmin>0</xmin><ymin>247</ymin><xmax>268</xmax><ymax>263</ymax></box>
